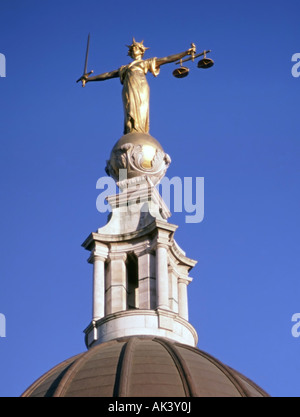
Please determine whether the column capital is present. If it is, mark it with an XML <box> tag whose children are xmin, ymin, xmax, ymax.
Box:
<box><xmin>107</xmin><ymin>252</ymin><xmax>127</xmax><ymax>263</ymax></box>
<box><xmin>178</xmin><ymin>275</ymin><xmax>193</xmax><ymax>285</ymax></box>
<box><xmin>88</xmin><ymin>254</ymin><xmax>107</xmax><ymax>264</ymax></box>
<box><xmin>154</xmin><ymin>226</ymin><xmax>173</xmax><ymax>248</ymax></box>
<box><xmin>156</xmin><ymin>242</ymin><xmax>170</xmax><ymax>251</ymax></box>
<box><xmin>136</xmin><ymin>246</ymin><xmax>155</xmax><ymax>257</ymax></box>
<box><xmin>168</xmin><ymin>263</ymin><xmax>178</xmax><ymax>273</ymax></box>
<box><xmin>87</xmin><ymin>242</ymin><xmax>109</xmax><ymax>264</ymax></box>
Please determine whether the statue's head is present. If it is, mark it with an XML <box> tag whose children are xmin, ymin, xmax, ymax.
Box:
<box><xmin>126</xmin><ymin>38</ymin><xmax>149</xmax><ymax>60</ymax></box>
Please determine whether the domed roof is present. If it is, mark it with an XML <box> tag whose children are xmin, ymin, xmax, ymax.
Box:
<box><xmin>21</xmin><ymin>336</ymin><xmax>269</xmax><ymax>397</ymax></box>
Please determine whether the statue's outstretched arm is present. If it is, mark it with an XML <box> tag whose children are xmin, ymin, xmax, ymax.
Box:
<box><xmin>77</xmin><ymin>69</ymin><xmax>119</xmax><ymax>86</ymax></box>
<box><xmin>85</xmin><ymin>69</ymin><xmax>119</xmax><ymax>82</ymax></box>
<box><xmin>156</xmin><ymin>44</ymin><xmax>196</xmax><ymax>68</ymax></box>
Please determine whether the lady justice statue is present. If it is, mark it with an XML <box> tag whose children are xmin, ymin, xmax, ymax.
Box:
<box><xmin>77</xmin><ymin>38</ymin><xmax>196</xmax><ymax>135</ymax></box>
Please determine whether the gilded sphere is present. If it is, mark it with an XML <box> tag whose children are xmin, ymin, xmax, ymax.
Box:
<box><xmin>105</xmin><ymin>132</ymin><xmax>171</xmax><ymax>185</ymax></box>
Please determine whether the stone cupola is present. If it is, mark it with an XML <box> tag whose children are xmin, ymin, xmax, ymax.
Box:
<box><xmin>82</xmin><ymin>132</ymin><xmax>198</xmax><ymax>349</ymax></box>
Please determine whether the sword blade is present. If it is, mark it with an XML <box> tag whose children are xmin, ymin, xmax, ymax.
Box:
<box><xmin>84</xmin><ymin>33</ymin><xmax>90</xmax><ymax>74</ymax></box>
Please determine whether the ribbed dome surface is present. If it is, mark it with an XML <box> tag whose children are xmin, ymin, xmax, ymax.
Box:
<box><xmin>21</xmin><ymin>336</ymin><xmax>269</xmax><ymax>397</ymax></box>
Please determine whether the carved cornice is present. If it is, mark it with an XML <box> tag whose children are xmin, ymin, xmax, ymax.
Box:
<box><xmin>82</xmin><ymin>219</ymin><xmax>178</xmax><ymax>249</ymax></box>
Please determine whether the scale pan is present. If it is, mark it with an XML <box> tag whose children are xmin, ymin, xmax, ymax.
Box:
<box><xmin>173</xmin><ymin>67</ymin><xmax>189</xmax><ymax>78</ymax></box>
<box><xmin>197</xmin><ymin>58</ymin><xmax>214</xmax><ymax>69</ymax></box>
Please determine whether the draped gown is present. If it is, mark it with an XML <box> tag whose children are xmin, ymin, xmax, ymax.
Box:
<box><xmin>119</xmin><ymin>58</ymin><xmax>160</xmax><ymax>134</ymax></box>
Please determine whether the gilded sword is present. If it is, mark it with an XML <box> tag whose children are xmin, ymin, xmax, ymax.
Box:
<box><xmin>76</xmin><ymin>33</ymin><xmax>94</xmax><ymax>87</ymax></box>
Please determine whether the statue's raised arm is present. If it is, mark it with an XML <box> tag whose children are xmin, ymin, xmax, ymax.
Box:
<box><xmin>155</xmin><ymin>43</ymin><xmax>196</xmax><ymax>68</ymax></box>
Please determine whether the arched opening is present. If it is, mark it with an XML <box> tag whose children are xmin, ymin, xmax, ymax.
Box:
<box><xmin>126</xmin><ymin>253</ymin><xmax>139</xmax><ymax>309</ymax></box>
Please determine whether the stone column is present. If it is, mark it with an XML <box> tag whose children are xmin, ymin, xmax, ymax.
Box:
<box><xmin>178</xmin><ymin>277</ymin><xmax>189</xmax><ymax>320</ymax></box>
<box><xmin>156</xmin><ymin>243</ymin><xmax>169</xmax><ymax>310</ymax></box>
<box><xmin>106</xmin><ymin>253</ymin><xmax>127</xmax><ymax>314</ymax></box>
<box><xmin>92</xmin><ymin>255</ymin><xmax>106</xmax><ymax>320</ymax></box>
<box><xmin>138</xmin><ymin>250</ymin><xmax>156</xmax><ymax>309</ymax></box>
<box><xmin>168</xmin><ymin>266</ymin><xmax>179</xmax><ymax>314</ymax></box>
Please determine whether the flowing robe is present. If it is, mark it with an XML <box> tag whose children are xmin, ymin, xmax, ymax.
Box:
<box><xmin>119</xmin><ymin>58</ymin><xmax>160</xmax><ymax>134</ymax></box>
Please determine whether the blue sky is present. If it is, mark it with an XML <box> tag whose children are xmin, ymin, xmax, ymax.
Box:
<box><xmin>0</xmin><ymin>0</ymin><xmax>300</xmax><ymax>397</ymax></box>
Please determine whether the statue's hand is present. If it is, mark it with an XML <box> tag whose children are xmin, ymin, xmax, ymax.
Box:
<box><xmin>188</xmin><ymin>43</ymin><xmax>196</xmax><ymax>56</ymax></box>
<box><xmin>76</xmin><ymin>71</ymin><xmax>94</xmax><ymax>87</ymax></box>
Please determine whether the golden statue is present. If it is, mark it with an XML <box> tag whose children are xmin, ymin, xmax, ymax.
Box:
<box><xmin>77</xmin><ymin>38</ymin><xmax>196</xmax><ymax>134</ymax></box>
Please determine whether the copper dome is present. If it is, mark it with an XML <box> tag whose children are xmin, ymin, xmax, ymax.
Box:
<box><xmin>21</xmin><ymin>336</ymin><xmax>269</xmax><ymax>397</ymax></box>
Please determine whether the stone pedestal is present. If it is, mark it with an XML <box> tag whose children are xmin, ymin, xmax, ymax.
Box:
<box><xmin>82</xmin><ymin>132</ymin><xmax>198</xmax><ymax>348</ymax></box>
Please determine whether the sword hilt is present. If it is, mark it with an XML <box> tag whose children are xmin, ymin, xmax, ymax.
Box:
<box><xmin>76</xmin><ymin>70</ymin><xmax>94</xmax><ymax>87</ymax></box>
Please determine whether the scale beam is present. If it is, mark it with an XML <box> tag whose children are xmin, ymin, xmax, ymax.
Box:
<box><xmin>175</xmin><ymin>50</ymin><xmax>212</xmax><ymax>65</ymax></box>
